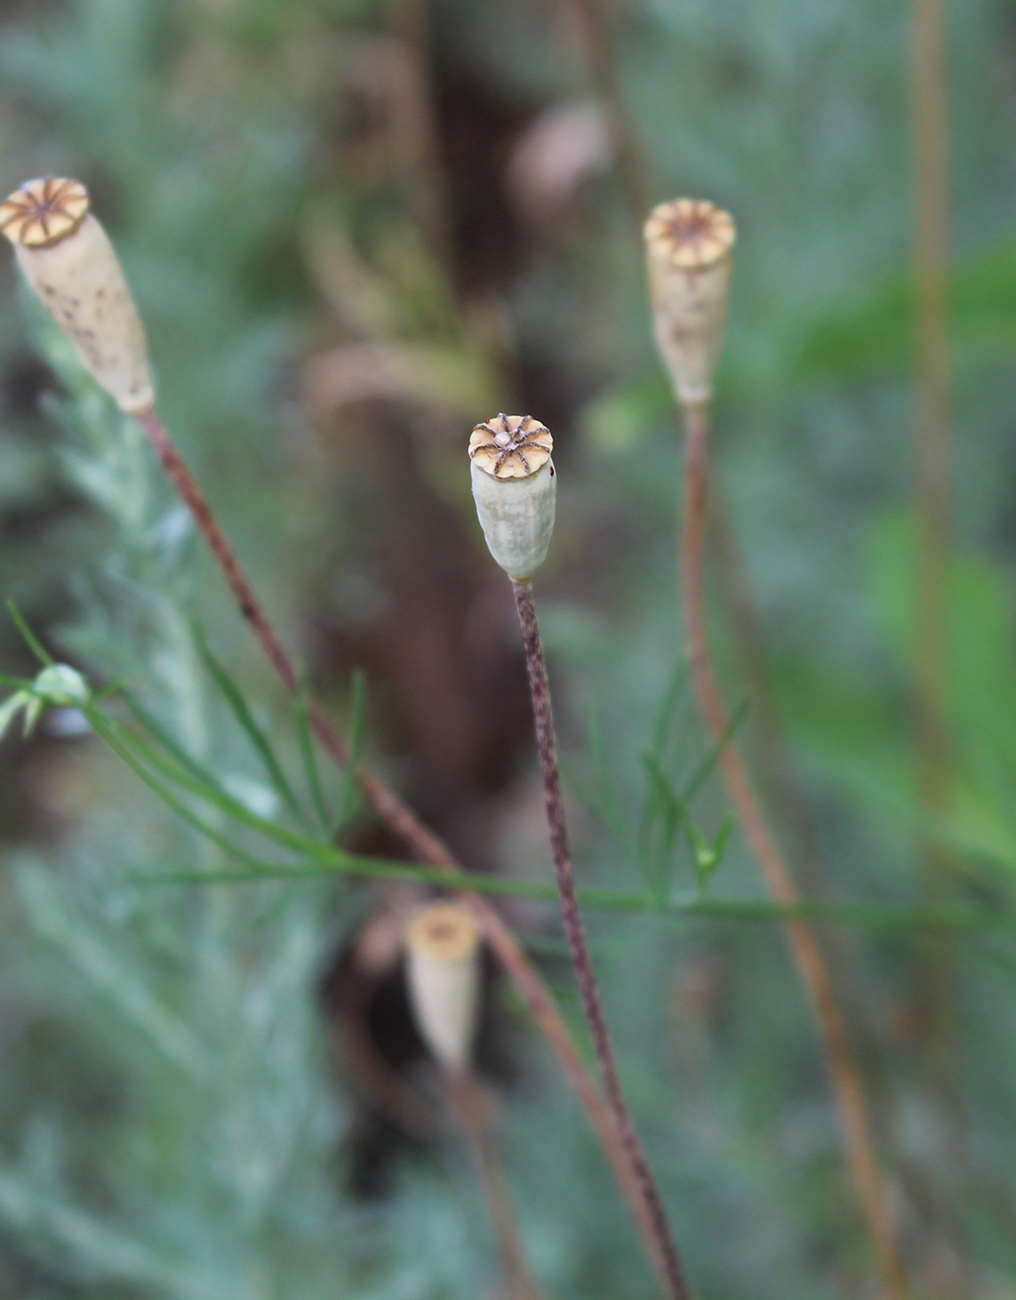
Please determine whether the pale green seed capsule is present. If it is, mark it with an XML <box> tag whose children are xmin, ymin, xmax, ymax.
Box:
<box><xmin>469</xmin><ymin>413</ymin><xmax>556</xmax><ymax>582</ymax></box>
<box><xmin>404</xmin><ymin>902</ymin><xmax>482</xmax><ymax>1072</ymax></box>
<box><xmin>644</xmin><ymin>198</ymin><xmax>736</xmax><ymax>407</ymax></box>
<box><xmin>0</xmin><ymin>177</ymin><xmax>155</xmax><ymax>414</ymax></box>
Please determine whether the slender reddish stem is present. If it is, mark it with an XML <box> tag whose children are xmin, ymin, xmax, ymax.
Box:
<box><xmin>512</xmin><ymin>578</ymin><xmax>691</xmax><ymax>1300</ymax></box>
<box><xmin>133</xmin><ymin>406</ymin><xmax>662</xmax><ymax>1286</ymax></box>
<box><xmin>680</xmin><ymin>403</ymin><xmax>908</xmax><ymax>1300</ymax></box>
<box><xmin>447</xmin><ymin>1072</ymin><xmax>544</xmax><ymax>1300</ymax></box>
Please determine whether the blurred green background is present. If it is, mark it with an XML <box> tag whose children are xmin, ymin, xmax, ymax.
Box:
<box><xmin>1</xmin><ymin>0</ymin><xmax>1016</xmax><ymax>1296</ymax></box>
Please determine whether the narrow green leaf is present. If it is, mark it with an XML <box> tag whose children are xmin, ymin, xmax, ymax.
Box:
<box><xmin>294</xmin><ymin>671</ymin><xmax>331</xmax><ymax>832</ymax></box>
<box><xmin>680</xmin><ymin>697</ymin><xmax>748</xmax><ymax>804</ymax></box>
<box><xmin>640</xmin><ymin>752</ymin><xmax>686</xmax><ymax>900</ymax></box>
<box><xmin>84</xmin><ymin>708</ymin><xmax>303</xmax><ymax>875</ymax></box>
<box><xmin>89</xmin><ymin>704</ymin><xmax>329</xmax><ymax>859</ymax></box>
<box><xmin>333</xmin><ymin>669</ymin><xmax>368</xmax><ymax>834</ymax></box>
<box><xmin>191</xmin><ymin>623</ymin><xmax>307</xmax><ymax>827</ymax></box>
<box><xmin>650</xmin><ymin>660</ymin><xmax>690</xmax><ymax>760</ymax></box>
<box><xmin>561</xmin><ymin>757</ymin><xmax>633</xmax><ymax>846</ymax></box>
<box><xmin>119</xmin><ymin>687</ymin><xmax>235</xmax><ymax>804</ymax></box>
<box><xmin>7</xmin><ymin>601</ymin><xmax>55</xmax><ymax>666</ymax></box>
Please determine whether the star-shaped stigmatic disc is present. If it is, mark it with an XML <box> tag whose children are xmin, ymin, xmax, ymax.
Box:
<box><xmin>468</xmin><ymin>413</ymin><xmax>553</xmax><ymax>479</ymax></box>
<box><xmin>644</xmin><ymin>198</ymin><xmax>736</xmax><ymax>271</ymax></box>
<box><xmin>0</xmin><ymin>177</ymin><xmax>90</xmax><ymax>249</ymax></box>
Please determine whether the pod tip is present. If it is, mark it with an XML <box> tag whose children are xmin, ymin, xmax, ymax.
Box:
<box><xmin>405</xmin><ymin>902</ymin><xmax>481</xmax><ymax>965</ymax></box>
<box><xmin>644</xmin><ymin>198</ymin><xmax>736</xmax><ymax>271</ymax></box>
<box><xmin>469</xmin><ymin>413</ymin><xmax>553</xmax><ymax>479</ymax></box>
<box><xmin>1</xmin><ymin>177</ymin><xmax>90</xmax><ymax>249</ymax></box>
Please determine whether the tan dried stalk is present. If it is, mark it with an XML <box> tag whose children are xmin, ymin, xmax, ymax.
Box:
<box><xmin>562</xmin><ymin>0</ymin><xmax>651</xmax><ymax>231</ymax></box>
<box><xmin>681</xmin><ymin>402</ymin><xmax>909</xmax><ymax>1300</ymax></box>
<box><xmin>644</xmin><ymin>192</ymin><xmax>908</xmax><ymax>1297</ymax></box>
<box><xmin>910</xmin><ymin>0</ymin><xmax>966</xmax><ymax>1274</ymax></box>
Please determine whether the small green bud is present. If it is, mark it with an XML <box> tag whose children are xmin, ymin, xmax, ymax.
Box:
<box><xmin>469</xmin><ymin>413</ymin><xmax>556</xmax><ymax>582</ymax></box>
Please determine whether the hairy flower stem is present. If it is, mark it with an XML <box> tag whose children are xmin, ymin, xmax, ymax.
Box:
<box><xmin>511</xmin><ymin>578</ymin><xmax>691</xmax><ymax>1300</ymax></box>
<box><xmin>680</xmin><ymin>403</ymin><xmax>908</xmax><ymax>1300</ymax></box>
<box><xmin>133</xmin><ymin>407</ymin><xmax>651</xmax><ymax>1268</ymax></box>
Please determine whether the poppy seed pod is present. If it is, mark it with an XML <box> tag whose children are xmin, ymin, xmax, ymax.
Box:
<box><xmin>469</xmin><ymin>413</ymin><xmax>556</xmax><ymax>582</ymax></box>
<box><xmin>404</xmin><ymin>902</ymin><xmax>482</xmax><ymax>1073</ymax></box>
<box><xmin>644</xmin><ymin>198</ymin><xmax>736</xmax><ymax>407</ymax></box>
<box><xmin>1</xmin><ymin>177</ymin><xmax>154</xmax><ymax>414</ymax></box>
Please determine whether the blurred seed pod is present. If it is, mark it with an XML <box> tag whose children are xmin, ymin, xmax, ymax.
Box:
<box><xmin>469</xmin><ymin>414</ymin><xmax>556</xmax><ymax>582</ymax></box>
<box><xmin>644</xmin><ymin>198</ymin><xmax>736</xmax><ymax>407</ymax></box>
<box><xmin>404</xmin><ymin>901</ymin><xmax>482</xmax><ymax>1073</ymax></box>
<box><xmin>1</xmin><ymin>177</ymin><xmax>155</xmax><ymax>414</ymax></box>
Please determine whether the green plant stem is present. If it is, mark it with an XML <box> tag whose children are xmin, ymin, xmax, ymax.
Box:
<box><xmin>512</xmin><ymin>578</ymin><xmax>691</xmax><ymax>1300</ymax></box>
<box><xmin>134</xmin><ymin>860</ymin><xmax>1016</xmax><ymax>933</ymax></box>
<box><xmin>680</xmin><ymin>403</ymin><xmax>909</xmax><ymax>1300</ymax></box>
<box><xmin>131</xmin><ymin>406</ymin><xmax>651</xmax><ymax>1280</ymax></box>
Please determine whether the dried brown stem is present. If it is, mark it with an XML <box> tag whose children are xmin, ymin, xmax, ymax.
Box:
<box><xmin>133</xmin><ymin>406</ymin><xmax>658</xmax><ymax>1283</ymax></box>
<box><xmin>910</xmin><ymin>0</ymin><xmax>967</xmax><ymax>1275</ymax></box>
<box><xmin>511</xmin><ymin>577</ymin><xmax>691</xmax><ymax>1300</ymax></box>
<box><xmin>388</xmin><ymin>0</ymin><xmax>456</xmax><ymax>275</ymax></box>
<box><xmin>565</xmin><ymin>0</ymin><xmax>652</xmax><ymax>235</ymax></box>
<box><xmin>910</xmin><ymin>0</ymin><xmax>956</xmax><ymax>1051</ymax></box>
<box><xmin>447</xmin><ymin>1072</ymin><xmax>545</xmax><ymax>1300</ymax></box>
<box><xmin>680</xmin><ymin>403</ymin><xmax>908</xmax><ymax>1300</ymax></box>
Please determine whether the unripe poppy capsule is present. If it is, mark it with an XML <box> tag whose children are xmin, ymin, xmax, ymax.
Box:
<box><xmin>644</xmin><ymin>198</ymin><xmax>736</xmax><ymax>407</ymax></box>
<box><xmin>1</xmin><ymin>177</ymin><xmax>155</xmax><ymax>414</ymax></box>
<box><xmin>404</xmin><ymin>902</ymin><xmax>482</xmax><ymax>1073</ymax></box>
<box><xmin>469</xmin><ymin>413</ymin><xmax>556</xmax><ymax>582</ymax></box>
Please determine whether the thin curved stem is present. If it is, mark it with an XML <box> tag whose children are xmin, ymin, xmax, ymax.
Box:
<box><xmin>564</xmin><ymin>0</ymin><xmax>651</xmax><ymax>235</ymax></box>
<box><xmin>512</xmin><ymin>578</ymin><xmax>691</xmax><ymax>1300</ymax></box>
<box><xmin>680</xmin><ymin>402</ymin><xmax>908</xmax><ymax>1300</ymax></box>
<box><xmin>447</xmin><ymin>1071</ymin><xmax>545</xmax><ymax>1300</ymax></box>
<box><xmin>133</xmin><ymin>406</ymin><xmax>658</xmax><ymax>1285</ymax></box>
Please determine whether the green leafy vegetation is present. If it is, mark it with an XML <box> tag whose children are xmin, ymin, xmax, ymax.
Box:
<box><xmin>1</xmin><ymin>0</ymin><xmax>1015</xmax><ymax>1297</ymax></box>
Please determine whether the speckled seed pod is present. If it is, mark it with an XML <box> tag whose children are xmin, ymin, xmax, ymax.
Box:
<box><xmin>644</xmin><ymin>198</ymin><xmax>736</xmax><ymax>407</ymax></box>
<box><xmin>404</xmin><ymin>902</ymin><xmax>482</xmax><ymax>1073</ymax></box>
<box><xmin>0</xmin><ymin>177</ymin><xmax>154</xmax><ymax>414</ymax></box>
<box><xmin>469</xmin><ymin>413</ymin><xmax>556</xmax><ymax>582</ymax></box>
